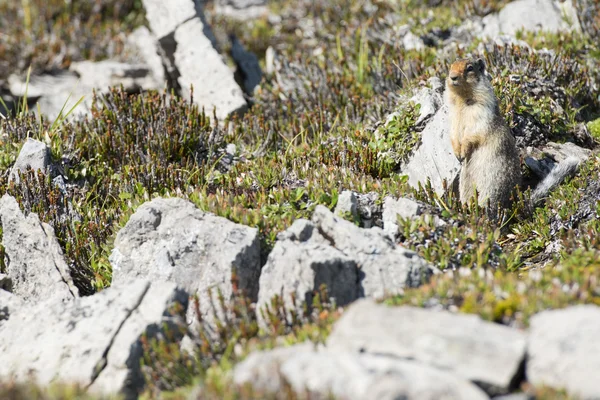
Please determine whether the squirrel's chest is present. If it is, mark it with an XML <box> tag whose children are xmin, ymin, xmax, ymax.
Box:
<box><xmin>452</xmin><ymin>104</ymin><xmax>494</xmax><ymax>135</ymax></box>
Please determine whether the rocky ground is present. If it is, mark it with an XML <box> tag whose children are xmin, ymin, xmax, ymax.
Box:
<box><xmin>0</xmin><ymin>0</ymin><xmax>599</xmax><ymax>399</ymax></box>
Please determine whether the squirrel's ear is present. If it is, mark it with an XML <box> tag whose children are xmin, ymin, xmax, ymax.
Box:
<box><xmin>476</xmin><ymin>58</ymin><xmax>486</xmax><ymax>72</ymax></box>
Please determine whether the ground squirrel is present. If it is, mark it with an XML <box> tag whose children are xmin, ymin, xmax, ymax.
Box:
<box><xmin>445</xmin><ymin>57</ymin><xmax>579</xmax><ymax>212</ymax></box>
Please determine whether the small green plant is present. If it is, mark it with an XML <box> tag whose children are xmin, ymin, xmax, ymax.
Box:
<box><xmin>588</xmin><ymin>118</ymin><xmax>600</xmax><ymax>141</ymax></box>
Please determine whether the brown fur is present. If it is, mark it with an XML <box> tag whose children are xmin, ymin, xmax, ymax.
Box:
<box><xmin>445</xmin><ymin>58</ymin><xmax>522</xmax><ymax>210</ymax></box>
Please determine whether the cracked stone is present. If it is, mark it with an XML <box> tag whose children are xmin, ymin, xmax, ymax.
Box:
<box><xmin>110</xmin><ymin>197</ymin><xmax>261</xmax><ymax>325</ymax></box>
<box><xmin>327</xmin><ymin>299</ymin><xmax>527</xmax><ymax>396</ymax></box>
<box><xmin>0</xmin><ymin>194</ymin><xmax>79</xmax><ymax>303</ymax></box>
<box><xmin>0</xmin><ymin>279</ymin><xmax>188</xmax><ymax>399</ymax></box>
<box><xmin>256</xmin><ymin>206</ymin><xmax>434</xmax><ymax>324</ymax></box>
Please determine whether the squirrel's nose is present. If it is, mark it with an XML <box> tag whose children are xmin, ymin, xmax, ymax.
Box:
<box><xmin>450</xmin><ymin>75</ymin><xmax>458</xmax><ymax>82</ymax></box>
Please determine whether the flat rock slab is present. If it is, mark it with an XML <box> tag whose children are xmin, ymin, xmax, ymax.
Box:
<box><xmin>174</xmin><ymin>17</ymin><xmax>247</xmax><ymax>121</ymax></box>
<box><xmin>110</xmin><ymin>197</ymin><xmax>261</xmax><ymax>322</ymax></box>
<box><xmin>233</xmin><ymin>343</ymin><xmax>489</xmax><ymax>400</ymax></box>
<box><xmin>257</xmin><ymin>206</ymin><xmax>434</xmax><ymax>320</ymax></box>
<box><xmin>0</xmin><ymin>279</ymin><xmax>188</xmax><ymax>399</ymax></box>
<box><xmin>401</xmin><ymin>105</ymin><xmax>460</xmax><ymax>195</ymax></box>
<box><xmin>8</xmin><ymin>61</ymin><xmax>160</xmax><ymax>120</ymax></box>
<box><xmin>527</xmin><ymin>305</ymin><xmax>600</xmax><ymax>399</ymax></box>
<box><xmin>327</xmin><ymin>299</ymin><xmax>526</xmax><ymax>395</ymax></box>
<box><xmin>0</xmin><ymin>194</ymin><xmax>79</xmax><ymax>303</ymax></box>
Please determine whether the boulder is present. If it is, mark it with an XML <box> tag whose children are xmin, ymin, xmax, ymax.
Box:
<box><xmin>173</xmin><ymin>17</ymin><xmax>247</xmax><ymax>121</ymax></box>
<box><xmin>0</xmin><ymin>279</ymin><xmax>188</xmax><ymax>399</ymax></box>
<box><xmin>410</xmin><ymin>86</ymin><xmax>443</xmax><ymax>126</ymax></box>
<box><xmin>382</xmin><ymin>196</ymin><xmax>421</xmax><ymax>238</ymax></box>
<box><xmin>7</xmin><ymin>71</ymin><xmax>81</xmax><ymax>121</ymax></box>
<box><xmin>541</xmin><ymin>141</ymin><xmax>592</xmax><ymax>164</ymax></box>
<box><xmin>334</xmin><ymin>190</ymin><xmax>359</xmax><ymax>221</ymax></box>
<box><xmin>125</xmin><ymin>26</ymin><xmax>167</xmax><ymax>89</ymax></box>
<box><xmin>9</xmin><ymin>138</ymin><xmax>51</xmax><ymax>183</ymax></box>
<box><xmin>327</xmin><ymin>299</ymin><xmax>527</xmax><ymax>395</ymax></box>
<box><xmin>400</xmin><ymin>104</ymin><xmax>460</xmax><ymax>195</ymax></box>
<box><xmin>110</xmin><ymin>197</ymin><xmax>261</xmax><ymax>322</ymax></box>
<box><xmin>527</xmin><ymin>305</ymin><xmax>600</xmax><ymax>399</ymax></box>
<box><xmin>141</xmin><ymin>0</ymin><xmax>248</xmax><ymax>120</ymax></box>
<box><xmin>213</xmin><ymin>0</ymin><xmax>269</xmax><ymax>20</ymax></box>
<box><xmin>257</xmin><ymin>219</ymin><xmax>359</xmax><ymax>318</ymax></box>
<box><xmin>232</xmin><ymin>343</ymin><xmax>489</xmax><ymax>400</ymax></box>
<box><xmin>141</xmin><ymin>0</ymin><xmax>197</xmax><ymax>40</ymax></box>
<box><xmin>482</xmin><ymin>0</ymin><xmax>580</xmax><ymax>38</ymax></box>
<box><xmin>402</xmin><ymin>31</ymin><xmax>425</xmax><ymax>51</ymax></box>
<box><xmin>8</xmin><ymin>61</ymin><xmax>160</xmax><ymax>120</ymax></box>
<box><xmin>257</xmin><ymin>206</ymin><xmax>434</xmax><ymax>319</ymax></box>
<box><xmin>0</xmin><ymin>194</ymin><xmax>79</xmax><ymax>303</ymax></box>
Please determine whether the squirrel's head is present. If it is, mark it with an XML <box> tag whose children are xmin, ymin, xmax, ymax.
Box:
<box><xmin>447</xmin><ymin>58</ymin><xmax>486</xmax><ymax>92</ymax></box>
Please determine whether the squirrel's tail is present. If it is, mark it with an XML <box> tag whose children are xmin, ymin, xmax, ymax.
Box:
<box><xmin>530</xmin><ymin>156</ymin><xmax>580</xmax><ymax>205</ymax></box>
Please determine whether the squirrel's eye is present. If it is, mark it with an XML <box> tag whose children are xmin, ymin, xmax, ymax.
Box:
<box><xmin>466</xmin><ymin>65</ymin><xmax>474</xmax><ymax>72</ymax></box>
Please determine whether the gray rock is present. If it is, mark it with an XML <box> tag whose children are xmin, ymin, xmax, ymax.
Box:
<box><xmin>8</xmin><ymin>61</ymin><xmax>160</xmax><ymax>120</ymax></box>
<box><xmin>334</xmin><ymin>190</ymin><xmax>359</xmax><ymax>221</ymax></box>
<box><xmin>9</xmin><ymin>138</ymin><xmax>51</xmax><ymax>183</ymax></box>
<box><xmin>231</xmin><ymin>35</ymin><xmax>262</xmax><ymax>94</ymax></box>
<box><xmin>257</xmin><ymin>218</ymin><xmax>359</xmax><ymax>315</ymax></box>
<box><xmin>0</xmin><ymin>279</ymin><xmax>188</xmax><ymax>399</ymax></box>
<box><xmin>428</xmin><ymin>76</ymin><xmax>444</xmax><ymax>93</ymax></box>
<box><xmin>141</xmin><ymin>0</ymin><xmax>197</xmax><ymax>39</ymax></box>
<box><xmin>70</xmin><ymin>60</ymin><xmax>158</xmax><ymax>93</ymax></box>
<box><xmin>0</xmin><ymin>194</ymin><xmax>79</xmax><ymax>303</ymax></box>
<box><xmin>541</xmin><ymin>141</ymin><xmax>592</xmax><ymax>164</ymax></box>
<box><xmin>0</xmin><ymin>289</ymin><xmax>23</xmax><ymax>322</ymax></box>
<box><xmin>410</xmin><ymin>86</ymin><xmax>443</xmax><ymax>126</ymax></box>
<box><xmin>327</xmin><ymin>299</ymin><xmax>526</xmax><ymax>395</ymax></box>
<box><xmin>125</xmin><ymin>26</ymin><xmax>167</xmax><ymax>89</ymax></box>
<box><xmin>402</xmin><ymin>31</ymin><xmax>425</xmax><ymax>51</ymax></box>
<box><xmin>213</xmin><ymin>0</ymin><xmax>269</xmax><ymax>20</ymax></box>
<box><xmin>233</xmin><ymin>343</ymin><xmax>489</xmax><ymax>400</ymax></box>
<box><xmin>8</xmin><ymin>71</ymin><xmax>78</xmax><ymax>100</ymax></box>
<box><xmin>482</xmin><ymin>0</ymin><xmax>580</xmax><ymax>38</ymax></box>
<box><xmin>400</xmin><ymin>105</ymin><xmax>461</xmax><ymax>195</ymax></box>
<box><xmin>312</xmin><ymin>206</ymin><xmax>433</xmax><ymax>297</ymax></box>
<box><xmin>174</xmin><ymin>17</ymin><xmax>247</xmax><ymax>121</ymax></box>
<box><xmin>7</xmin><ymin>71</ymin><xmax>82</xmax><ymax>121</ymax></box>
<box><xmin>110</xmin><ymin>197</ymin><xmax>261</xmax><ymax>323</ymax></box>
<box><xmin>492</xmin><ymin>394</ymin><xmax>532</xmax><ymax>400</ymax></box>
<box><xmin>527</xmin><ymin>305</ymin><xmax>600</xmax><ymax>399</ymax></box>
<box><xmin>382</xmin><ymin>196</ymin><xmax>421</xmax><ymax>238</ymax></box>
<box><xmin>257</xmin><ymin>206</ymin><xmax>433</xmax><ymax>319</ymax></box>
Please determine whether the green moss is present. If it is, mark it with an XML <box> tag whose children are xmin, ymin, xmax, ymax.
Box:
<box><xmin>588</xmin><ymin>118</ymin><xmax>600</xmax><ymax>141</ymax></box>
